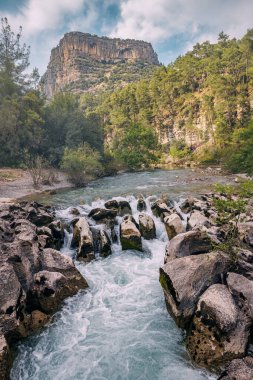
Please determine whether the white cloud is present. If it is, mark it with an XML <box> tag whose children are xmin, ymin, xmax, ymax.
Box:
<box><xmin>3</xmin><ymin>0</ymin><xmax>99</xmax><ymax>73</ymax></box>
<box><xmin>111</xmin><ymin>0</ymin><xmax>253</xmax><ymax>44</ymax></box>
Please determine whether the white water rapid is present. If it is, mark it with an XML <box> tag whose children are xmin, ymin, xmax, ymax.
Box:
<box><xmin>11</xmin><ymin>169</ymin><xmax>225</xmax><ymax>380</ymax></box>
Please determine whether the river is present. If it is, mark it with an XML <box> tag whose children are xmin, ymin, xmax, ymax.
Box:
<box><xmin>11</xmin><ymin>169</ymin><xmax>231</xmax><ymax>380</ymax></box>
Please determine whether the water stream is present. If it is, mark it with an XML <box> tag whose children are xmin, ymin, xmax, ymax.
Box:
<box><xmin>11</xmin><ymin>169</ymin><xmax>230</xmax><ymax>380</ymax></box>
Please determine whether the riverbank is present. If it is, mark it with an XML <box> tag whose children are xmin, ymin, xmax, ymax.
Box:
<box><xmin>0</xmin><ymin>168</ymin><xmax>73</xmax><ymax>200</ymax></box>
<box><xmin>0</xmin><ymin>166</ymin><xmax>238</xmax><ymax>203</ymax></box>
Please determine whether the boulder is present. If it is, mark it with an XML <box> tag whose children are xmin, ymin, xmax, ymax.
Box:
<box><xmin>218</xmin><ymin>357</ymin><xmax>253</xmax><ymax>380</ymax></box>
<box><xmin>137</xmin><ymin>196</ymin><xmax>147</xmax><ymax>212</ymax></box>
<box><xmin>99</xmin><ymin>230</ymin><xmax>112</xmax><ymax>258</ymax></box>
<box><xmin>118</xmin><ymin>200</ymin><xmax>132</xmax><ymax>216</ymax></box>
<box><xmin>88</xmin><ymin>208</ymin><xmax>117</xmax><ymax>223</ymax></box>
<box><xmin>187</xmin><ymin>211</ymin><xmax>211</xmax><ymax>230</ymax></box>
<box><xmin>186</xmin><ymin>284</ymin><xmax>251</xmax><ymax>368</ymax></box>
<box><xmin>120</xmin><ymin>215</ymin><xmax>142</xmax><ymax>251</ymax></box>
<box><xmin>163</xmin><ymin>213</ymin><xmax>184</xmax><ymax>240</ymax></box>
<box><xmin>32</xmin><ymin>270</ymin><xmax>84</xmax><ymax>313</ymax></box>
<box><xmin>48</xmin><ymin>220</ymin><xmax>65</xmax><ymax>249</ymax></box>
<box><xmin>151</xmin><ymin>199</ymin><xmax>172</xmax><ymax>218</ymax></box>
<box><xmin>104</xmin><ymin>199</ymin><xmax>119</xmax><ymax>210</ymax></box>
<box><xmin>0</xmin><ymin>335</ymin><xmax>10</xmax><ymax>380</ymax></box>
<box><xmin>180</xmin><ymin>197</ymin><xmax>195</xmax><ymax>213</ymax></box>
<box><xmin>72</xmin><ymin>217</ymin><xmax>95</xmax><ymax>262</ymax></box>
<box><xmin>164</xmin><ymin>230</ymin><xmax>213</xmax><ymax>263</ymax></box>
<box><xmin>160</xmin><ymin>251</ymin><xmax>232</xmax><ymax>328</ymax></box>
<box><xmin>41</xmin><ymin>248</ymin><xmax>88</xmax><ymax>290</ymax></box>
<box><xmin>227</xmin><ymin>272</ymin><xmax>253</xmax><ymax>318</ymax></box>
<box><xmin>26</xmin><ymin>205</ymin><xmax>53</xmax><ymax>226</ymax></box>
<box><xmin>139</xmin><ymin>213</ymin><xmax>156</xmax><ymax>240</ymax></box>
<box><xmin>69</xmin><ymin>207</ymin><xmax>80</xmax><ymax>216</ymax></box>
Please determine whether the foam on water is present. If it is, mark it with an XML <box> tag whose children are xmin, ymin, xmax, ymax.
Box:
<box><xmin>11</xmin><ymin>170</ymin><xmax>223</xmax><ymax>380</ymax></box>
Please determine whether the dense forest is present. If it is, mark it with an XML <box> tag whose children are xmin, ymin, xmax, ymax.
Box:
<box><xmin>0</xmin><ymin>17</ymin><xmax>253</xmax><ymax>184</ymax></box>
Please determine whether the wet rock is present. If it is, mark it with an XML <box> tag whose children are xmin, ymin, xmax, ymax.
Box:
<box><xmin>48</xmin><ymin>220</ymin><xmax>65</xmax><ymax>249</ymax></box>
<box><xmin>0</xmin><ymin>335</ymin><xmax>11</xmax><ymax>380</ymax></box>
<box><xmin>139</xmin><ymin>213</ymin><xmax>156</xmax><ymax>240</ymax></box>
<box><xmin>120</xmin><ymin>215</ymin><xmax>142</xmax><ymax>251</ymax></box>
<box><xmin>104</xmin><ymin>199</ymin><xmax>119</xmax><ymax>210</ymax></box>
<box><xmin>72</xmin><ymin>217</ymin><xmax>95</xmax><ymax>262</ymax></box>
<box><xmin>26</xmin><ymin>206</ymin><xmax>53</xmax><ymax>226</ymax></box>
<box><xmin>187</xmin><ymin>211</ymin><xmax>211</xmax><ymax>230</ymax></box>
<box><xmin>186</xmin><ymin>284</ymin><xmax>250</xmax><ymax>368</ymax></box>
<box><xmin>151</xmin><ymin>199</ymin><xmax>172</xmax><ymax>218</ymax></box>
<box><xmin>218</xmin><ymin>356</ymin><xmax>253</xmax><ymax>380</ymax></box>
<box><xmin>118</xmin><ymin>200</ymin><xmax>132</xmax><ymax>216</ymax></box>
<box><xmin>180</xmin><ymin>197</ymin><xmax>195</xmax><ymax>213</ymax></box>
<box><xmin>99</xmin><ymin>230</ymin><xmax>112</xmax><ymax>257</ymax></box>
<box><xmin>160</xmin><ymin>251</ymin><xmax>232</xmax><ymax>328</ymax></box>
<box><xmin>164</xmin><ymin>230</ymin><xmax>213</xmax><ymax>263</ymax></box>
<box><xmin>88</xmin><ymin>208</ymin><xmax>117</xmax><ymax>224</ymax></box>
<box><xmin>137</xmin><ymin>196</ymin><xmax>147</xmax><ymax>212</ymax></box>
<box><xmin>32</xmin><ymin>270</ymin><xmax>84</xmax><ymax>313</ymax></box>
<box><xmin>163</xmin><ymin>213</ymin><xmax>184</xmax><ymax>240</ymax></box>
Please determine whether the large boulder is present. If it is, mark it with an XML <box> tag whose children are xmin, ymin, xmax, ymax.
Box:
<box><xmin>187</xmin><ymin>211</ymin><xmax>211</xmax><ymax>230</ymax></box>
<box><xmin>186</xmin><ymin>284</ymin><xmax>251</xmax><ymax>368</ymax></box>
<box><xmin>218</xmin><ymin>357</ymin><xmax>253</xmax><ymax>380</ymax></box>
<box><xmin>104</xmin><ymin>199</ymin><xmax>119</xmax><ymax>210</ymax></box>
<box><xmin>163</xmin><ymin>213</ymin><xmax>184</xmax><ymax>240</ymax></box>
<box><xmin>139</xmin><ymin>213</ymin><xmax>156</xmax><ymax>240</ymax></box>
<box><xmin>72</xmin><ymin>217</ymin><xmax>95</xmax><ymax>262</ymax></box>
<box><xmin>164</xmin><ymin>230</ymin><xmax>213</xmax><ymax>263</ymax></box>
<box><xmin>88</xmin><ymin>208</ymin><xmax>117</xmax><ymax>224</ymax></box>
<box><xmin>32</xmin><ymin>270</ymin><xmax>85</xmax><ymax>314</ymax></box>
<box><xmin>227</xmin><ymin>272</ymin><xmax>253</xmax><ymax>318</ymax></box>
<box><xmin>160</xmin><ymin>251</ymin><xmax>232</xmax><ymax>328</ymax></box>
<box><xmin>120</xmin><ymin>215</ymin><xmax>142</xmax><ymax>251</ymax></box>
<box><xmin>151</xmin><ymin>199</ymin><xmax>172</xmax><ymax>219</ymax></box>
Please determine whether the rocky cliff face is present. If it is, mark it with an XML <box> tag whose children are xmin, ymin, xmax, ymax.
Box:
<box><xmin>42</xmin><ymin>32</ymin><xmax>159</xmax><ymax>98</ymax></box>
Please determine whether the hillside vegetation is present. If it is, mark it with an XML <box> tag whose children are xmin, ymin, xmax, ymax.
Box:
<box><xmin>0</xmin><ymin>17</ymin><xmax>253</xmax><ymax>183</ymax></box>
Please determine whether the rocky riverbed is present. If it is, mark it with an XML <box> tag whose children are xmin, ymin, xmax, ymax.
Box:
<box><xmin>1</xmin><ymin>169</ymin><xmax>253</xmax><ymax>380</ymax></box>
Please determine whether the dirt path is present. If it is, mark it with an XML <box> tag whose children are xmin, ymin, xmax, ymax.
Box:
<box><xmin>0</xmin><ymin>169</ymin><xmax>73</xmax><ymax>200</ymax></box>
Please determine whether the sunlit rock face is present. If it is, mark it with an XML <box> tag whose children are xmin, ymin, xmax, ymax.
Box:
<box><xmin>42</xmin><ymin>32</ymin><xmax>159</xmax><ymax>98</ymax></box>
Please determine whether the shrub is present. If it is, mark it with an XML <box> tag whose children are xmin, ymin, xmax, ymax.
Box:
<box><xmin>169</xmin><ymin>139</ymin><xmax>191</xmax><ymax>160</ymax></box>
<box><xmin>61</xmin><ymin>143</ymin><xmax>103</xmax><ymax>187</ymax></box>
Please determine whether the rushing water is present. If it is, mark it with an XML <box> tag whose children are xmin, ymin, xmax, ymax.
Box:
<box><xmin>11</xmin><ymin>169</ymin><xmax>230</xmax><ymax>380</ymax></box>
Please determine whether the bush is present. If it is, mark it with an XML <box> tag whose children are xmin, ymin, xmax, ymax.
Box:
<box><xmin>61</xmin><ymin>143</ymin><xmax>104</xmax><ymax>187</ymax></box>
<box><xmin>169</xmin><ymin>139</ymin><xmax>191</xmax><ymax>160</ymax></box>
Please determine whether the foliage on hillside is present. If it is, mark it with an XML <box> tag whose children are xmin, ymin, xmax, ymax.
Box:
<box><xmin>98</xmin><ymin>30</ymin><xmax>253</xmax><ymax>173</ymax></box>
<box><xmin>0</xmin><ymin>18</ymin><xmax>253</xmax><ymax>176</ymax></box>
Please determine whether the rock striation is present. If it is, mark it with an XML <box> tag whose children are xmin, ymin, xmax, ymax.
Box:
<box><xmin>42</xmin><ymin>32</ymin><xmax>159</xmax><ymax>97</ymax></box>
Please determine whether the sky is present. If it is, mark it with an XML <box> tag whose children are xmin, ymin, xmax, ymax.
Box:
<box><xmin>0</xmin><ymin>0</ymin><xmax>253</xmax><ymax>75</ymax></box>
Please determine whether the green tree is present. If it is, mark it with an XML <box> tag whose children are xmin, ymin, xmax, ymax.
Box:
<box><xmin>111</xmin><ymin>124</ymin><xmax>158</xmax><ymax>170</ymax></box>
<box><xmin>61</xmin><ymin>143</ymin><xmax>103</xmax><ymax>186</ymax></box>
<box><xmin>0</xmin><ymin>17</ymin><xmax>30</xmax><ymax>98</ymax></box>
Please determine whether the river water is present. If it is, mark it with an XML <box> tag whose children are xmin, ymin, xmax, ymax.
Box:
<box><xmin>11</xmin><ymin>169</ymin><xmax>230</xmax><ymax>380</ymax></box>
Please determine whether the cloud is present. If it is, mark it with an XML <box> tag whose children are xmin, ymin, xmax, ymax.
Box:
<box><xmin>110</xmin><ymin>0</ymin><xmax>253</xmax><ymax>47</ymax></box>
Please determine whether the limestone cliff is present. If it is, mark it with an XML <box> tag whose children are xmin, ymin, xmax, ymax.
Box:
<box><xmin>42</xmin><ymin>32</ymin><xmax>159</xmax><ymax>98</ymax></box>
